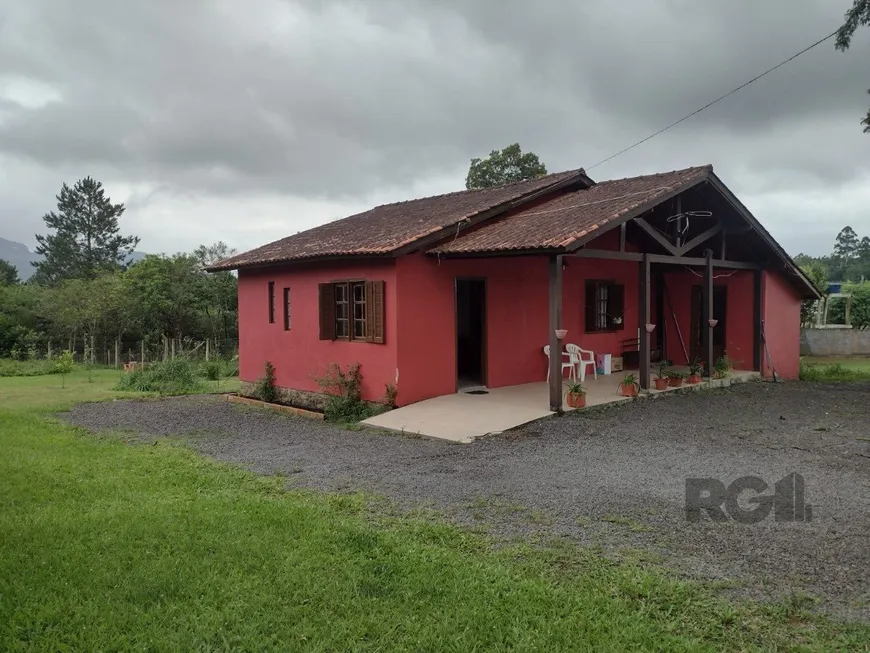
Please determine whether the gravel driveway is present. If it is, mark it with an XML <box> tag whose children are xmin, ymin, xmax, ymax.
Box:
<box><xmin>64</xmin><ymin>381</ymin><xmax>870</xmax><ymax>617</ymax></box>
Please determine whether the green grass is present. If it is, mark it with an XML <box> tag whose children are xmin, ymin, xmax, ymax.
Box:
<box><xmin>800</xmin><ymin>356</ymin><xmax>870</xmax><ymax>382</ymax></box>
<box><xmin>1</xmin><ymin>377</ymin><xmax>869</xmax><ymax>650</ymax></box>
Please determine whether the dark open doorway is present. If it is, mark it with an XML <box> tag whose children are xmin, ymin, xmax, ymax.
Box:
<box><xmin>455</xmin><ymin>278</ymin><xmax>486</xmax><ymax>390</ymax></box>
<box><xmin>690</xmin><ymin>285</ymin><xmax>727</xmax><ymax>365</ymax></box>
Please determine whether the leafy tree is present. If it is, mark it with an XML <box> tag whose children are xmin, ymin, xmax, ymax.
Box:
<box><xmin>193</xmin><ymin>241</ymin><xmax>237</xmax><ymax>267</ymax></box>
<box><xmin>0</xmin><ymin>259</ymin><xmax>19</xmax><ymax>286</ymax></box>
<box><xmin>465</xmin><ymin>143</ymin><xmax>547</xmax><ymax>190</ymax></box>
<box><xmin>836</xmin><ymin>0</ymin><xmax>870</xmax><ymax>132</ymax></box>
<box><xmin>54</xmin><ymin>350</ymin><xmax>75</xmax><ymax>388</ymax></box>
<box><xmin>800</xmin><ymin>262</ymin><xmax>829</xmax><ymax>326</ymax></box>
<box><xmin>834</xmin><ymin>226</ymin><xmax>860</xmax><ymax>262</ymax></box>
<box><xmin>32</xmin><ymin>177</ymin><xmax>139</xmax><ymax>284</ymax></box>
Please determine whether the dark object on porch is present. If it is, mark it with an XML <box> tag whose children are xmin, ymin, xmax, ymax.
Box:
<box><xmin>465</xmin><ymin>390</ymin><xmax>490</xmax><ymax>395</ymax></box>
<box><xmin>621</xmin><ymin>338</ymin><xmax>661</xmax><ymax>367</ymax></box>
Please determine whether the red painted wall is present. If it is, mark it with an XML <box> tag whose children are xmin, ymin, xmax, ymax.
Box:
<box><xmin>761</xmin><ymin>270</ymin><xmax>802</xmax><ymax>379</ymax></box>
<box><xmin>394</xmin><ymin>243</ymin><xmax>641</xmax><ymax>406</ymax></box>
<box><xmin>237</xmin><ymin>260</ymin><xmax>398</xmax><ymax>402</ymax></box>
<box><xmin>661</xmin><ymin>270</ymin><xmax>756</xmax><ymax>369</ymax></box>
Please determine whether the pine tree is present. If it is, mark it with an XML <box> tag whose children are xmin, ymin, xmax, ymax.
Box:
<box><xmin>32</xmin><ymin>177</ymin><xmax>139</xmax><ymax>284</ymax></box>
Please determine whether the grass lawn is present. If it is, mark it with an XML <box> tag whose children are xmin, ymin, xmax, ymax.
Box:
<box><xmin>1</xmin><ymin>375</ymin><xmax>869</xmax><ymax>650</ymax></box>
<box><xmin>800</xmin><ymin>355</ymin><xmax>870</xmax><ymax>382</ymax></box>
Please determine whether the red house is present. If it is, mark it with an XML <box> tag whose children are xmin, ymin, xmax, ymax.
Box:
<box><xmin>208</xmin><ymin>165</ymin><xmax>819</xmax><ymax>412</ymax></box>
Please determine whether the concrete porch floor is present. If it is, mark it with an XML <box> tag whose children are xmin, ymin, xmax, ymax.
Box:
<box><xmin>362</xmin><ymin>369</ymin><xmax>760</xmax><ymax>443</ymax></box>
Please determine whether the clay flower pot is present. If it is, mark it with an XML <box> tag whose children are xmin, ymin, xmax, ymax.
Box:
<box><xmin>619</xmin><ymin>383</ymin><xmax>639</xmax><ymax>397</ymax></box>
<box><xmin>668</xmin><ymin>376</ymin><xmax>683</xmax><ymax>387</ymax></box>
<box><xmin>687</xmin><ymin>374</ymin><xmax>702</xmax><ymax>384</ymax></box>
<box><xmin>654</xmin><ymin>378</ymin><xmax>669</xmax><ymax>391</ymax></box>
<box><xmin>567</xmin><ymin>392</ymin><xmax>586</xmax><ymax>408</ymax></box>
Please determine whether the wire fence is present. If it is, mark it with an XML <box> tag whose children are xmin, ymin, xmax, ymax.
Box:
<box><xmin>14</xmin><ymin>337</ymin><xmax>239</xmax><ymax>368</ymax></box>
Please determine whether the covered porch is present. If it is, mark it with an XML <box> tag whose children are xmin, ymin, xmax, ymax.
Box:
<box><xmin>362</xmin><ymin>369</ymin><xmax>760</xmax><ymax>443</ymax></box>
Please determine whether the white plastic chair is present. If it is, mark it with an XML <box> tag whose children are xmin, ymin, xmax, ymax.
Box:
<box><xmin>565</xmin><ymin>343</ymin><xmax>597</xmax><ymax>383</ymax></box>
<box><xmin>543</xmin><ymin>345</ymin><xmax>576</xmax><ymax>382</ymax></box>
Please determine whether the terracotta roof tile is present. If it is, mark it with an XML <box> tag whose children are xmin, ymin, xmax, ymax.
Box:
<box><xmin>430</xmin><ymin>166</ymin><xmax>713</xmax><ymax>255</ymax></box>
<box><xmin>206</xmin><ymin>169</ymin><xmax>586</xmax><ymax>271</ymax></box>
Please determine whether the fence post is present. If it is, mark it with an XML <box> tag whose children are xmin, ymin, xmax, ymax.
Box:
<box><xmin>205</xmin><ymin>338</ymin><xmax>210</xmax><ymax>362</ymax></box>
<box><xmin>171</xmin><ymin>338</ymin><xmax>176</xmax><ymax>360</ymax></box>
<box><xmin>163</xmin><ymin>336</ymin><xmax>169</xmax><ymax>361</ymax></box>
<box><xmin>47</xmin><ymin>340</ymin><xmax>52</xmax><ymax>360</ymax></box>
<box><xmin>114</xmin><ymin>338</ymin><xmax>120</xmax><ymax>369</ymax></box>
<box><xmin>142</xmin><ymin>339</ymin><xmax>146</xmax><ymax>365</ymax></box>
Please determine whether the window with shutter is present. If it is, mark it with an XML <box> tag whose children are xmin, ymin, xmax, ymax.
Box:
<box><xmin>268</xmin><ymin>281</ymin><xmax>275</xmax><ymax>324</ymax></box>
<box><xmin>584</xmin><ymin>280</ymin><xmax>625</xmax><ymax>333</ymax></box>
<box><xmin>318</xmin><ymin>279</ymin><xmax>386</xmax><ymax>343</ymax></box>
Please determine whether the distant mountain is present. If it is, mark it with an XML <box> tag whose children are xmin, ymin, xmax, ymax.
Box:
<box><xmin>0</xmin><ymin>237</ymin><xmax>147</xmax><ymax>281</ymax></box>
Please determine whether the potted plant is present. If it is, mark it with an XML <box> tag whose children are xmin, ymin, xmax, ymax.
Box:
<box><xmin>667</xmin><ymin>370</ymin><xmax>685</xmax><ymax>387</ymax></box>
<box><xmin>687</xmin><ymin>358</ymin><xmax>703</xmax><ymax>384</ymax></box>
<box><xmin>565</xmin><ymin>380</ymin><xmax>586</xmax><ymax>408</ymax></box>
<box><xmin>654</xmin><ymin>359</ymin><xmax>670</xmax><ymax>390</ymax></box>
<box><xmin>619</xmin><ymin>373</ymin><xmax>640</xmax><ymax>397</ymax></box>
<box><xmin>712</xmin><ymin>353</ymin><xmax>733</xmax><ymax>379</ymax></box>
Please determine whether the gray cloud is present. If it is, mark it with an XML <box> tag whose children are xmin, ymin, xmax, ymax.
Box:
<box><xmin>0</xmin><ymin>0</ymin><xmax>869</xmax><ymax>257</ymax></box>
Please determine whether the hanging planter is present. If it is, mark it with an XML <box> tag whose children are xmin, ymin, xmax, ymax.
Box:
<box><xmin>645</xmin><ymin>323</ymin><xmax>656</xmax><ymax>333</ymax></box>
<box><xmin>555</xmin><ymin>328</ymin><xmax>568</xmax><ymax>340</ymax></box>
<box><xmin>708</xmin><ymin>319</ymin><xmax>718</xmax><ymax>328</ymax></box>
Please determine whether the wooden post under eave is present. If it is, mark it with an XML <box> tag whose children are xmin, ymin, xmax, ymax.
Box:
<box><xmin>704</xmin><ymin>249</ymin><xmax>714</xmax><ymax>377</ymax></box>
<box><xmin>548</xmin><ymin>255</ymin><xmax>563</xmax><ymax>412</ymax></box>
<box><xmin>638</xmin><ymin>253</ymin><xmax>651</xmax><ymax>390</ymax></box>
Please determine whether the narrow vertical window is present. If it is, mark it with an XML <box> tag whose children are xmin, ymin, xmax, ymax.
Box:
<box><xmin>283</xmin><ymin>287</ymin><xmax>291</xmax><ymax>330</ymax></box>
<box><xmin>352</xmin><ymin>281</ymin><xmax>367</xmax><ymax>339</ymax></box>
<box><xmin>268</xmin><ymin>281</ymin><xmax>275</xmax><ymax>323</ymax></box>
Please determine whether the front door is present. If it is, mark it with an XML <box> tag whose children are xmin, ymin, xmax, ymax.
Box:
<box><xmin>690</xmin><ymin>285</ymin><xmax>727</xmax><ymax>365</ymax></box>
<box><xmin>455</xmin><ymin>278</ymin><xmax>486</xmax><ymax>390</ymax></box>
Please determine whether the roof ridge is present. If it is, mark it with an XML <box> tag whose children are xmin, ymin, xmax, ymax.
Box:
<box><xmin>368</xmin><ymin>167</ymin><xmax>587</xmax><ymax>210</ymax></box>
<box><xmin>594</xmin><ymin>164</ymin><xmax>713</xmax><ymax>186</ymax></box>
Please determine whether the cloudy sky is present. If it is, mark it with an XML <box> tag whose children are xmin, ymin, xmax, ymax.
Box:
<box><xmin>1</xmin><ymin>0</ymin><xmax>869</xmax><ymax>257</ymax></box>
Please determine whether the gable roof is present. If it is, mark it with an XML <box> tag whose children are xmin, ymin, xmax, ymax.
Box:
<box><xmin>205</xmin><ymin>168</ymin><xmax>590</xmax><ymax>271</ymax></box>
<box><xmin>430</xmin><ymin>166</ymin><xmax>712</xmax><ymax>255</ymax></box>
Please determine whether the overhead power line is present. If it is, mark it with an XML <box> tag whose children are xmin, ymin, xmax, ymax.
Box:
<box><xmin>587</xmin><ymin>29</ymin><xmax>840</xmax><ymax>171</ymax></box>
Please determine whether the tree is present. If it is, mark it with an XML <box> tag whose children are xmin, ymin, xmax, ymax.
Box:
<box><xmin>833</xmin><ymin>226</ymin><xmax>860</xmax><ymax>262</ymax></box>
<box><xmin>32</xmin><ymin>177</ymin><xmax>139</xmax><ymax>284</ymax></box>
<box><xmin>800</xmin><ymin>262</ymin><xmax>829</xmax><ymax>327</ymax></box>
<box><xmin>836</xmin><ymin>0</ymin><xmax>870</xmax><ymax>132</ymax></box>
<box><xmin>465</xmin><ymin>143</ymin><xmax>547</xmax><ymax>190</ymax></box>
<box><xmin>0</xmin><ymin>259</ymin><xmax>19</xmax><ymax>286</ymax></box>
<box><xmin>55</xmin><ymin>350</ymin><xmax>74</xmax><ymax>389</ymax></box>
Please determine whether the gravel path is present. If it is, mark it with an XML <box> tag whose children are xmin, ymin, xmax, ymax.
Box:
<box><xmin>64</xmin><ymin>382</ymin><xmax>870</xmax><ymax>617</ymax></box>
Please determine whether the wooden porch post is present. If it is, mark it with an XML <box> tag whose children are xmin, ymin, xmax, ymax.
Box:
<box><xmin>753</xmin><ymin>269</ymin><xmax>763</xmax><ymax>372</ymax></box>
<box><xmin>638</xmin><ymin>253</ymin><xmax>651</xmax><ymax>390</ymax></box>
<box><xmin>548</xmin><ymin>255</ymin><xmax>563</xmax><ymax>412</ymax></box>
<box><xmin>704</xmin><ymin>249</ymin><xmax>714</xmax><ymax>377</ymax></box>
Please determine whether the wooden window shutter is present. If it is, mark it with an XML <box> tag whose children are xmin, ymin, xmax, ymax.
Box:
<box><xmin>318</xmin><ymin>283</ymin><xmax>336</xmax><ymax>340</ymax></box>
<box><xmin>584</xmin><ymin>280</ymin><xmax>596</xmax><ymax>333</ymax></box>
<box><xmin>366</xmin><ymin>280</ymin><xmax>385</xmax><ymax>344</ymax></box>
<box><xmin>268</xmin><ymin>281</ymin><xmax>275</xmax><ymax>323</ymax></box>
<box><xmin>609</xmin><ymin>284</ymin><xmax>625</xmax><ymax>331</ymax></box>
<box><xmin>283</xmin><ymin>287</ymin><xmax>291</xmax><ymax>331</ymax></box>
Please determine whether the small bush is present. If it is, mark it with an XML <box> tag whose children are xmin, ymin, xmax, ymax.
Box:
<box><xmin>115</xmin><ymin>359</ymin><xmax>206</xmax><ymax>395</ymax></box>
<box><xmin>317</xmin><ymin>362</ymin><xmax>376</xmax><ymax>422</ymax></box>
<box><xmin>383</xmin><ymin>382</ymin><xmax>398</xmax><ymax>409</ymax></box>
<box><xmin>54</xmin><ymin>350</ymin><xmax>75</xmax><ymax>388</ymax></box>
<box><xmin>253</xmin><ymin>361</ymin><xmax>278</xmax><ymax>403</ymax></box>
<box><xmin>202</xmin><ymin>361</ymin><xmax>222</xmax><ymax>381</ymax></box>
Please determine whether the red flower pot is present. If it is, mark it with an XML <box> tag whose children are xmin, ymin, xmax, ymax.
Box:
<box><xmin>567</xmin><ymin>393</ymin><xmax>586</xmax><ymax>408</ymax></box>
<box><xmin>687</xmin><ymin>374</ymin><xmax>702</xmax><ymax>384</ymax></box>
<box><xmin>619</xmin><ymin>383</ymin><xmax>639</xmax><ymax>397</ymax></box>
<box><xmin>654</xmin><ymin>378</ymin><xmax>669</xmax><ymax>390</ymax></box>
<box><xmin>668</xmin><ymin>377</ymin><xmax>683</xmax><ymax>387</ymax></box>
